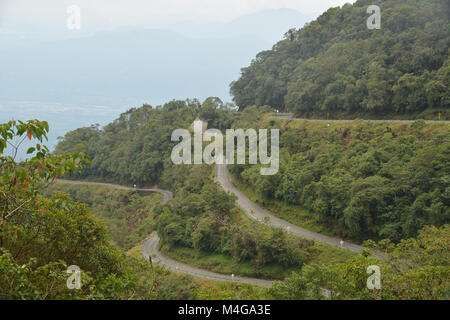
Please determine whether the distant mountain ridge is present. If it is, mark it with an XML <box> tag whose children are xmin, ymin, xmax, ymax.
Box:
<box><xmin>0</xmin><ymin>8</ymin><xmax>312</xmax><ymax>107</ymax></box>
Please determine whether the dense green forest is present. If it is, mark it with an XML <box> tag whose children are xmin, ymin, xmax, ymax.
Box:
<box><xmin>3</xmin><ymin>117</ymin><xmax>448</xmax><ymax>299</ymax></box>
<box><xmin>231</xmin><ymin>119</ymin><xmax>449</xmax><ymax>242</ymax></box>
<box><xmin>0</xmin><ymin>120</ymin><xmax>271</xmax><ymax>299</ymax></box>
<box><xmin>45</xmin><ymin>184</ymin><xmax>162</xmax><ymax>251</ymax></box>
<box><xmin>270</xmin><ymin>225</ymin><xmax>449</xmax><ymax>299</ymax></box>
<box><xmin>154</xmin><ymin>164</ymin><xmax>339</xmax><ymax>279</ymax></box>
<box><xmin>230</xmin><ymin>0</ymin><xmax>450</xmax><ymax>118</ymax></box>
<box><xmin>48</xmin><ymin>169</ymin><xmax>317</xmax><ymax>280</ymax></box>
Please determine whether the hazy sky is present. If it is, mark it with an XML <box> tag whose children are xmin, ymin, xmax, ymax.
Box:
<box><xmin>1</xmin><ymin>0</ymin><xmax>356</xmax><ymax>31</ymax></box>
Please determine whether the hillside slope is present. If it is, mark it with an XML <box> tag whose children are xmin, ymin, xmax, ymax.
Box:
<box><xmin>230</xmin><ymin>0</ymin><xmax>450</xmax><ymax>118</ymax></box>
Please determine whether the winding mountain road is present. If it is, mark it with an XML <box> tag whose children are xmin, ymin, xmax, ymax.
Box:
<box><xmin>56</xmin><ymin>117</ymin><xmax>444</xmax><ymax>285</ymax></box>
<box><xmin>57</xmin><ymin>179</ymin><xmax>273</xmax><ymax>287</ymax></box>
<box><xmin>58</xmin><ymin>179</ymin><xmax>173</xmax><ymax>203</ymax></box>
<box><xmin>272</xmin><ymin>113</ymin><xmax>450</xmax><ymax>123</ymax></box>
<box><xmin>215</xmin><ymin>164</ymin><xmax>380</xmax><ymax>256</ymax></box>
<box><xmin>141</xmin><ymin>235</ymin><xmax>273</xmax><ymax>287</ymax></box>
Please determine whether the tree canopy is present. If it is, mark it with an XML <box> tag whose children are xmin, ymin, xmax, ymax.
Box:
<box><xmin>230</xmin><ymin>0</ymin><xmax>450</xmax><ymax>118</ymax></box>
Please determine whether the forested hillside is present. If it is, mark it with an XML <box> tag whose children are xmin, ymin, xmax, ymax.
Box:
<box><xmin>231</xmin><ymin>118</ymin><xmax>449</xmax><ymax>242</ymax></box>
<box><xmin>54</xmin><ymin>105</ymin><xmax>353</xmax><ymax>279</ymax></box>
<box><xmin>3</xmin><ymin>0</ymin><xmax>449</xmax><ymax>302</ymax></box>
<box><xmin>270</xmin><ymin>225</ymin><xmax>449</xmax><ymax>300</ymax></box>
<box><xmin>45</xmin><ymin>184</ymin><xmax>163</xmax><ymax>251</ymax></box>
<box><xmin>57</xmin><ymin>101</ymin><xmax>449</xmax><ymax>244</ymax></box>
<box><xmin>2</xmin><ymin>116</ymin><xmax>448</xmax><ymax>299</ymax></box>
<box><xmin>152</xmin><ymin>164</ymin><xmax>354</xmax><ymax>280</ymax></box>
<box><xmin>50</xmin><ymin>102</ymin><xmax>449</xmax><ymax>298</ymax></box>
<box><xmin>230</xmin><ymin>0</ymin><xmax>450</xmax><ymax>118</ymax></box>
<box><xmin>53</xmin><ymin>98</ymin><xmax>266</xmax><ymax>188</ymax></box>
<box><xmin>0</xmin><ymin>120</ymin><xmax>271</xmax><ymax>299</ymax></box>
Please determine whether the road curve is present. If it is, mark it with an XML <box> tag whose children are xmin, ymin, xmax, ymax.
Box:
<box><xmin>141</xmin><ymin>235</ymin><xmax>272</xmax><ymax>287</ymax></box>
<box><xmin>215</xmin><ymin>164</ymin><xmax>368</xmax><ymax>255</ymax></box>
<box><xmin>57</xmin><ymin>179</ymin><xmax>273</xmax><ymax>287</ymax></box>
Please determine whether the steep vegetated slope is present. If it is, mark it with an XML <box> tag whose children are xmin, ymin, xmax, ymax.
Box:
<box><xmin>57</xmin><ymin>100</ymin><xmax>449</xmax><ymax>244</ymax></box>
<box><xmin>270</xmin><ymin>225</ymin><xmax>449</xmax><ymax>300</ymax></box>
<box><xmin>153</xmin><ymin>164</ymin><xmax>354</xmax><ymax>280</ymax></box>
<box><xmin>231</xmin><ymin>118</ymin><xmax>449</xmax><ymax>242</ymax></box>
<box><xmin>0</xmin><ymin>120</ymin><xmax>198</xmax><ymax>299</ymax></box>
<box><xmin>54</xmin><ymin>98</ymin><xmax>261</xmax><ymax>188</ymax></box>
<box><xmin>51</xmin><ymin>0</ymin><xmax>450</xmax><ymax>296</ymax></box>
<box><xmin>45</xmin><ymin>184</ymin><xmax>163</xmax><ymax>251</ymax></box>
<box><xmin>230</xmin><ymin>0</ymin><xmax>450</xmax><ymax>118</ymax></box>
